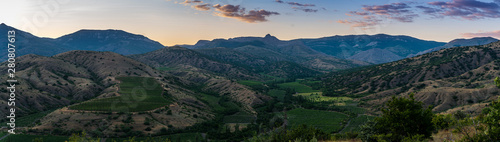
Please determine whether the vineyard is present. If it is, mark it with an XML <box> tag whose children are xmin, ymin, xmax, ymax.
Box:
<box><xmin>70</xmin><ymin>77</ymin><xmax>170</xmax><ymax>112</ymax></box>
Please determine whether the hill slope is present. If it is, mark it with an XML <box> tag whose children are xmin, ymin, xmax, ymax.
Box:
<box><xmin>414</xmin><ymin>37</ymin><xmax>498</xmax><ymax>56</ymax></box>
<box><xmin>184</xmin><ymin>34</ymin><xmax>369</xmax><ymax>71</ymax></box>
<box><xmin>297</xmin><ymin>34</ymin><xmax>445</xmax><ymax>63</ymax></box>
<box><xmin>322</xmin><ymin>41</ymin><xmax>500</xmax><ymax>113</ymax></box>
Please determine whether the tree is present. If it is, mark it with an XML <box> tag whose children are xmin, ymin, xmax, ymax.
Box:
<box><xmin>495</xmin><ymin>77</ymin><xmax>500</xmax><ymax>88</ymax></box>
<box><xmin>68</xmin><ymin>131</ymin><xmax>100</xmax><ymax>142</ymax></box>
<box><xmin>462</xmin><ymin>98</ymin><xmax>500</xmax><ymax>141</ymax></box>
<box><xmin>361</xmin><ymin>93</ymin><xmax>435</xmax><ymax>141</ymax></box>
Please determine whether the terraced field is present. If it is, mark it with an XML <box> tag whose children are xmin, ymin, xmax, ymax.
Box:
<box><xmin>70</xmin><ymin>77</ymin><xmax>170</xmax><ymax>112</ymax></box>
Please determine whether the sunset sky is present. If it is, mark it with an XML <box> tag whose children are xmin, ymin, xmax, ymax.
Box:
<box><xmin>1</xmin><ymin>0</ymin><xmax>500</xmax><ymax>46</ymax></box>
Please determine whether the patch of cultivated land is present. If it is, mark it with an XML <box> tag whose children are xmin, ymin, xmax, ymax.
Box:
<box><xmin>340</xmin><ymin>115</ymin><xmax>375</xmax><ymax>133</ymax></box>
<box><xmin>278</xmin><ymin>81</ymin><xmax>318</xmax><ymax>93</ymax></box>
<box><xmin>70</xmin><ymin>77</ymin><xmax>170</xmax><ymax>112</ymax></box>
<box><xmin>286</xmin><ymin>108</ymin><xmax>348</xmax><ymax>133</ymax></box>
<box><xmin>0</xmin><ymin>134</ymin><xmax>69</xmax><ymax>142</ymax></box>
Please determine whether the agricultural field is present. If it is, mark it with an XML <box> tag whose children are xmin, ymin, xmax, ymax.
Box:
<box><xmin>0</xmin><ymin>134</ymin><xmax>69</xmax><ymax>142</ymax></box>
<box><xmin>105</xmin><ymin>133</ymin><xmax>204</xmax><ymax>142</ymax></box>
<box><xmin>70</xmin><ymin>77</ymin><xmax>170</xmax><ymax>112</ymax></box>
<box><xmin>199</xmin><ymin>94</ymin><xmax>225</xmax><ymax>112</ymax></box>
<box><xmin>1</xmin><ymin>109</ymin><xmax>55</xmax><ymax>127</ymax></box>
<box><xmin>296</xmin><ymin>92</ymin><xmax>353</xmax><ymax>103</ymax></box>
<box><xmin>267</xmin><ymin>89</ymin><xmax>286</xmax><ymax>102</ymax></box>
<box><xmin>286</xmin><ymin>108</ymin><xmax>349</xmax><ymax>133</ymax></box>
<box><xmin>340</xmin><ymin>115</ymin><xmax>375</xmax><ymax>133</ymax></box>
<box><xmin>223</xmin><ymin>112</ymin><xmax>256</xmax><ymax>123</ymax></box>
<box><xmin>237</xmin><ymin>80</ymin><xmax>267</xmax><ymax>91</ymax></box>
<box><xmin>277</xmin><ymin>81</ymin><xmax>318</xmax><ymax>93</ymax></box>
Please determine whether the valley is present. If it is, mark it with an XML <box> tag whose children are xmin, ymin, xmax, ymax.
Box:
<box><xmin>0</xmin><ymin>23</ymin><xmax>499</xmax><ymax>141</ymax></box>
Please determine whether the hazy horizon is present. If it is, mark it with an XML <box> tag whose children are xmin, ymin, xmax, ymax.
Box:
<box><xmin>2</xmin><ymin>0</ymin><xmax>500</xmax><ymax>46</ymax></box>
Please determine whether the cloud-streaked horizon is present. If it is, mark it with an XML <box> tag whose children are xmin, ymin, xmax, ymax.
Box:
<box><xmin>174</xmin><ymin>0</ymin><xmax>280</xmax><ymax>23</ymax></box>
<box><xmin>339</xmin><ymin>0</ymin><xmax>500</xmax><ymax>29</ymax></box>
<box><xmin>462</xmin><ymin>30</ymin><xmax>500</xmax><ymax>38</ymax></box>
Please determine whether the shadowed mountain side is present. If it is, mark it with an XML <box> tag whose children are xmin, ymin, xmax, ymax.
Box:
<box><xmin>56</xmin><ymin>29</ymin><xmax>165</xmax><ymax>55</ymax></box>
<box><xmin>413</xmin><ymin>37</ymin><xmax>499</xmax><ymax>57</ymax></box>
<box><xmin>323</xmin><ymin>41</ymin><xmax>500</xmax><ymax>113</ymax></box>
<box><xmin>297</xmin><ymin>34</ymin><xmax>446</xmax><ymax>63</ymax></box>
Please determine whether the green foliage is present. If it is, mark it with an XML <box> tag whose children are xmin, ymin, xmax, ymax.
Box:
<box><xmin>68</xmin><ymin>132</ymin><xmax>100</xmax><ymax>142</ymax></box>
<box><xmin>1</xmin><ymin>109</ymin><xmax>55</xmax><ymax>127</ymax></box>
<box><xmin>70</xmin><ymin>77</ymin><xmax>170</xmax><ymax>112</ymax></box>
<box><xmin>432</xmin><ymin>114</ymin><xmax>455</xmax><ymax>130</ymax></box>
<box><xmin>459</xmin><ymin>98</ymin><xmax>500</xmax><ymax>141</ymax></box>
<box><xmin>495</xmin><ymin>77</ymin><xmax>500</xmax><ymax>88</ymax></box>
<box><xmin>360</xmin><ymin>93</ymin><xmax>435</xmax><ymax>141</ymax></box>
<box><xmin>0</xmin><ymin>134</ymin><xmax>69</xmax><ymax>142</ymax></box>
<box><xmin>340</xmin><ymin>115</ymin><xmax>375</xmax><ymax>133</ymax></box>
<box><xmin>286</xmin><ymin>108</ymin><xmax>349</xmax><ymax>133</ymax></box>
<box><xmin>277</xmin><ymin>81</ymin><xmax>318</xmax><ymax>93</ymax></box>
<box><xmin>267</xmin><ymin>89</ymin><xmax>286</xmax><ymax>102</ymax></box>
<box><xmin>270</xmin><ymin>124</ymin><xmax>330</xmax><ymax>142</ymax></box>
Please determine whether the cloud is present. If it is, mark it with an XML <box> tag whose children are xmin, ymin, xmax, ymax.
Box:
<box><xmin>427</xmin><ymin>0</ymin><xmax>500</xmax><ymax>20</ymax></box>
<box><xmin>292</xmin><ymin>7</ymin><xmax>318</xmax><ymax>13</ymax></box>
<box><xmin>287</xmin><ymin>2</ymin><xmax>315</xmax><ymax>7</ymax></box>
<box><xmin>172</xmin><ymin>0</ymin><xmax>279</xmax><ymax>23</ymax></box>
<box><xmin>362</xmin><ymin>3</ymin><xmax>412</xmax><ymax>16</ymax></box>
<box><xmin>193</xmin><ymin>4</ymin><xmax>211</xmax><ymax>11</ymax></box>
<box><xmin>213</xmin><ymin>4</ymin><xmax>279</xmax><ymax>23</ymax></box>
<box><xmin>462</xmin><ymin>30</ymin><xmax>500</xmax><ymax>38</ymax></box>
<box><xmin>337</xmin><ymin>16</ymin><xmax>382</xmax><ymax>29</ymax></box>
<box><xmin>415</xmin><ymin>5</ymin><xmax>442</xmax><ymax>16</ymax></box>
<box><xmin>339</xmin><ymin>2</ymin><xmax>418</xmax><ymax>28</ymax></box>
<box><xmin>275</xmin><ymin>0</ymin><xmax>320</xmax><ymax>12</ymax></box>
<box><xmin>182</xmin><ymin>0</ymin><xmax>202</xmax><ymax>4</ymax></box>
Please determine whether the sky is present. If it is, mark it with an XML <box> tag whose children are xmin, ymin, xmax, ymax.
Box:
<box><xmin>1</xmin><ymin>0</ymin><xmax>500</xmax><ymax>46</ymax></box>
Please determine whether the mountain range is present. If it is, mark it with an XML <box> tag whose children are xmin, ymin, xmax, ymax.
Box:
<box><xmin>322</xmin><ymin>41</ymin><xmax>500</xmax><ymax>114</ymax></box>
<box><xmin>1</xmin><ymin>23</ymin><xmax>499</xmax><ymax>139</ymax></box>
<box><xmin>0</xmin><ymin>23</ymin><xmax>165</xmax><ymax>60</ymax></box>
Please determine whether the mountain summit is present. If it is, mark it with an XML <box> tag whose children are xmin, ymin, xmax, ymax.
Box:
<box><xmin>56</xmin><ymin>29</ymin><xmax>165</xmax><ymax>55</ymax></box>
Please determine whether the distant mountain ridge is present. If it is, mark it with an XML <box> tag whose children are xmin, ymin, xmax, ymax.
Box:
<box><xmin>413</xmin><ymin>37</ymin><xmax>499</xmax><ymax>57</ymax></box>
<box><xmin>0</xmin><ymin>23</ymin><xmax>165</xmax><ymax>60</ymax></box>
<box><xmin>183</xmin><ymin>34</ymin><xmax>370</xmax><ymax>72</ymax></box>
<box><xmin>295</xmin><ymin>34</ymin><xmax>446</xmax><ymax>64</ymax></box>
<box><xmin>57</xmin><ymin>29</ymin><xmax>165</xmax><ymax>55</ymax></box>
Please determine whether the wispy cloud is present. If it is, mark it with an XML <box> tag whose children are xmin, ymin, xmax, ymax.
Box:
<box><xmin>462</xmin><ymin>30</ymin><xmax>500</xmax><ymax>38</ymax></box>
<box><xmin>212</xmin><ymin>4</ymin><xmax>279</xmax><ymax>23</ymax></box>
<box><xmin>339</xmin><ymin>2</ymin><xmax>417</xmax><ymax>28</ymax></box>
<box><xmin>337</xmin><ymin>15</ymin><xmax>382</xmax><ymax>29</ymax></box>
<box><xmin>339</xmin><ymin>0</ymin><xmax>500</xmax><ymax>29</ymax></box>
<box><xmin>171</xmin><ymin>0</ymin><xmax>279</xmax><ymax>23</ymax></box>
<box><xmin>427</xmin><ymin>0</ymin><xmax>500</xmax><ymax>20</ymax></box>
<box><xmin>193</xmin><ymin>4</ymin><xmax>211</xmax><ymax>11</ymax></box>
<box><xmin>275</xmin><ymin>0</ymin><xmax>320</xmax><ymax>13</ymax></box>
<box><xmin>182</xmin><ymin>0</ymin><xmax>203</xmax><ymax>4</ymax></box>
